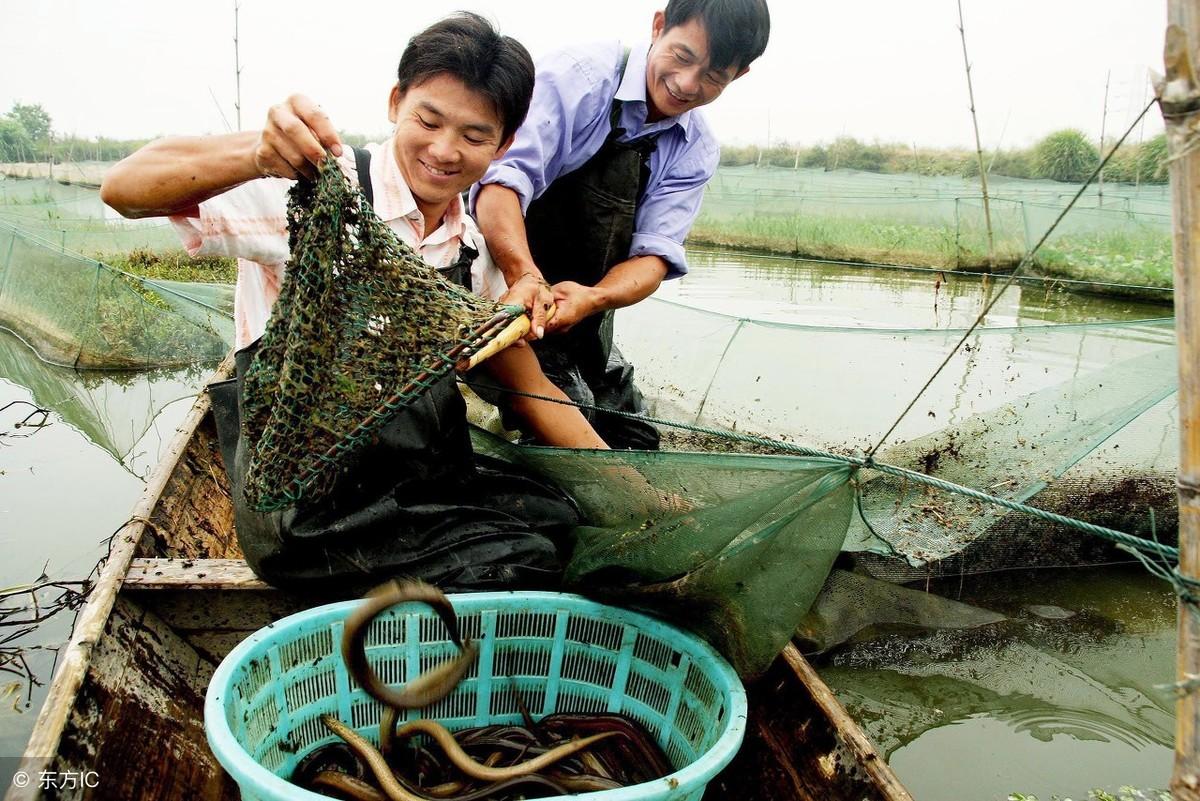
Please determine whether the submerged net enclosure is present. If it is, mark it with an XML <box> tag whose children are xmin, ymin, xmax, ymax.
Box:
<box><xmin>695</xmin><ymin>165</ymin><xmax>1172</xmax><ymax>278</ymax></box>
<box><xmin>239</xmin><ymin>157</ymin><xmax>520</xmax><ymax>512</ymax></box>
<box><xmin>0</xmin><ymin>177</ymin><xmax>232</xmax><ymax>370</ymax></box>
<box><xmin>0</xmin><ymin>164</ymin><xmax>1178</xmax><ymax>679</ymax></box>
<box><xmin>471</xmin><ymin>428</ymin><xmax>852</xmax><ymax>676</ymax></box>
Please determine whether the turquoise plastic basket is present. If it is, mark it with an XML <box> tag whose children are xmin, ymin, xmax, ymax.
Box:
<box><xmin>205</xmin><ymin>591</ymin><xmax>747</xmax><ymax>801</ymax></box>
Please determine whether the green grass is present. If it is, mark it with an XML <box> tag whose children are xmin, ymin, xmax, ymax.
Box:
<box><xmin>688</xmin><ymin>212</ymin><xmax>1173</xmax><ymax>290</ymax></box>
<box><xmin>97</xmin><ymin>248</ymin><xmax>237</xmax><ymax>283</ymax></box>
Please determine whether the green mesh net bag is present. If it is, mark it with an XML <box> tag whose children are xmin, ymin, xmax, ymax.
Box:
<box><xmin>240</xmin><ymin>157</ymin><xmax>520</xmax><ymax>512</ymax></box>
<box><xmin>470</xmin><ymin>429</ymin><xmax>856</xmax><ymax>677</ymax></box>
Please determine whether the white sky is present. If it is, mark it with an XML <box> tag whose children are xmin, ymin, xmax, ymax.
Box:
<box><xmin>0</xmin><ymin>0</ymin><xmax>1167</xmax><ymax>151</ymax></box>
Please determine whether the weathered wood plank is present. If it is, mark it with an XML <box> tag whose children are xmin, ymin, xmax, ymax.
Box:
<box><xmin>134</xmin><ymin>415</ymin><xmax>238</xmax><ymax>561</ymax></box>
<box><xmin>46</xmin><ymin>597</ymin><xmax>239</xmax><ymax>800</ymax></box>
<box><xmin>124</xmin><ymin>559</ymin><xmax>265</xmax><ymax>590</ymax></box>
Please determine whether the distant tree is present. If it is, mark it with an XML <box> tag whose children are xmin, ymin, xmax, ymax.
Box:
<box><xmin>10</xmin><ymin>102</ymin><xmax>52</xmax><ymax>145</ymax></box>
<box><xmin>0</xmin><ymin>117</ymin><xmax>34</xmax><ymax>162</ymax></box>
<box><xmin>718</xmin><ymin>144</ymin><xmax>758</xmax><ymax>167</ymax></box>
<box><xmin>1033</xmin><ymin>129</ymin><xmax>1099</xmax><ymax>183</ymax></box>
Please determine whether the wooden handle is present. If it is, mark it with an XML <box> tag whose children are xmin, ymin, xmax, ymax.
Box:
<box><xmin>462</xmin><ymin>304</ymin><xmax>556</xmax><ymax>370</ymax></box>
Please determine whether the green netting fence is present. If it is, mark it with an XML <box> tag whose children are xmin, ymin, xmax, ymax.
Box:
<box><xmin>0</xmin><ymin>220</ymin><xmax>232</xmax><ymax>368</ymax></box>
<box><xmin>0</xmin><ymin>168</ymin><xmax>1182</xmax><ymax>677</ymax></box>
<box><xmin>696</xmin><ymin>165</ymin><xmax>1172</xmax><ymax>278</ymax></box>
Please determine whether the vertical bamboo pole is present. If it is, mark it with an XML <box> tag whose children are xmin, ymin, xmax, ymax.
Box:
<box><xmin>1163</xmin><ymin>3</ymin><xmax>1200</xmax><ymax>798</ymax></box>
<box><xmin>956</xmin><ymin>0</ymin><xmax>995</xmax><ymax>272</ymax></box>
<box><xmin>1099</xmin><ymin>70</ymin><xmax>1110</xmax><ymax>207</ymax></box>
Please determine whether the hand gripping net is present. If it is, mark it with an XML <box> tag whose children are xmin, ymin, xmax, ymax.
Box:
<box><xmin>240</xmin><ymin>156</ymin><xmax>519</xmax><ymax>512</ymax></box>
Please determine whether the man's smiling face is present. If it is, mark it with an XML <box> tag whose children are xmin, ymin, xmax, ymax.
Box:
<box><xmin>388</xmin><ymin>74</ymin><xmax>512</xmax><ymax>222</ymax></box>
<box><xmin>644</xmin><ymin>11</ymin><xmax>745</xmax><ymax>122</ymax></box>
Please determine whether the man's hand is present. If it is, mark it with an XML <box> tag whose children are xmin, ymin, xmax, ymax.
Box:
<box><xmin>254</xmin><ymin>95</ymin><xmax>343</xmax><ymax>181</ymax></box>
<box><xmin>500</xmin><ymin>272</ymin><xmax>555</xmax><ymax>340</ymax></box>
<box><xmin>546</xmin><ymin>281</ymin><xmax>601</xmax><ymax>334</ymax></box>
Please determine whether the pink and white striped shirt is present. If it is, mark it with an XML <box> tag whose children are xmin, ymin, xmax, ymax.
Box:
<box><xmin>170</xmin><ymin>140</ymin><xmax>507</xmax><ymax>349</ymax></box>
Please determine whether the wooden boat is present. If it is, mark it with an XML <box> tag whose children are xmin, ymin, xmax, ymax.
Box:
<box><xmin>4</xmin><ymin>359</ymin><xmax>913</xmax><ymax>801</ymax></box>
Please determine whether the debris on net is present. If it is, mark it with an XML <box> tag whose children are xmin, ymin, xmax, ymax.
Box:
<box><xmin>240</xmin><ymin>156</ymin><xmax>517</xmax><ymax>512</ymax></box>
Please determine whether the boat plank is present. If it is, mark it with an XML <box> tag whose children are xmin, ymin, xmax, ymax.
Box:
<box><xmin>48</xmin><ymin>597</ymin><xmax>238</xmax><ymax>800</ymax></box>
<box><xmin>125</xmin><ymin>558</ymin><xmax>266</xmax><ymax>589</ymax></box>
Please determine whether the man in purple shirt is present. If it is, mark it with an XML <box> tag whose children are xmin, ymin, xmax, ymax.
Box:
<box><xmin>473</xmin><ymin>0</ymin><xmax>770</xmax><ymax>449</ymax></box>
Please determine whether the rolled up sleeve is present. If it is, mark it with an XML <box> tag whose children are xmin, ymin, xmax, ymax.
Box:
<box><xmin>167</xmin><ymin>178</ymin><xmax>291</xmax><ymax>264</ymax></box>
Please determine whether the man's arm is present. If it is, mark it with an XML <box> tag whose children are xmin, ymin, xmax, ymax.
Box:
<box><xmin>481</xmin><ymin>344</ymin><xmax>609</xmax><ymax>449</ymax></box>
<box><xmin>101</xmin><ymin>95</ymin><xmax>342</xmax><ymax>219</ymax></box>
<box><xmin>548</xmin><ymin>256</ymin><xmax>668</xmax><ymax>333</ymax></box>
<box><xmin>475</xmin><ymin>183</ymin><xmax>556</xmax><ymax>339</ymax></box>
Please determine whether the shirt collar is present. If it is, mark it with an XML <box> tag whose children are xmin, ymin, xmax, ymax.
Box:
<box><xmin>614</xmin><ymin>39</ymin><xmax>694</xmax><ymax>142</ymax></box>
<box><xmin>374</xmin><ymin>140</ymin><xmax>465</xmax><ymax>242</ymax></box>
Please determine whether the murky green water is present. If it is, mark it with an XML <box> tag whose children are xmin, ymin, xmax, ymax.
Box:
<box><xmin>819</xmin><ymin>566</ymin><xmax>1174</xmax><ymax>801</ymax></box>
<box><xmin>0</xmin><ymin>245</ymin><xmax>1178</xmax><ymax>799</ymax></box>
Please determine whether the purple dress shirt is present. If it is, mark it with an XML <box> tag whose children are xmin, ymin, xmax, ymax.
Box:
<box><xmin>471</xmin><ymin>39</ymin><xmax>720</xmax><ymax>279</ymax></box>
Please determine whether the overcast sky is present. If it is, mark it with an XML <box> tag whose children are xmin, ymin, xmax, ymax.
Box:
<box><xmin>0</xmin><ymin>1</ymin><xmax>1167</xmax><ymax>151</ymax></box>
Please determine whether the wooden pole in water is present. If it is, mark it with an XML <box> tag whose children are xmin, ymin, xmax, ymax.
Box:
<box><xmin>1163</xmin><ymin>2</ymin><xmax>1200</xmax><ymax>798</ymax></box>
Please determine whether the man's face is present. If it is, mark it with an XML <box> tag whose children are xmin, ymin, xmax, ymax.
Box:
<box><xmin>644</xmin><ymin>11</ymin><xmax>746</xmax><ymax>122</ymax></box>
<box><xmin>388</xmin><ymin>74</ymin><xmax>512</xmax><ymax>216</ymax></box>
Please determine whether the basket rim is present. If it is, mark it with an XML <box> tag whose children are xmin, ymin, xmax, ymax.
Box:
<box><xmin>204</xmin><ymin>590</ymin><xmax>748</xmax><ymax>801</ymax></box>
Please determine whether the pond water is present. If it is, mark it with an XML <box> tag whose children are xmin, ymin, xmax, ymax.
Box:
<box><xmin>0</xmin><ymin>329</ymin><xmax>207</xmax><ymax>777</ymax></box>
<box><xmin>0</xmin><ymin>246</ymin><xmax>1178</xmax><ymax>799</ymax></box>
<box><xmin>666</xmin><ymin>248</ymin><xmax>1172</xmax><ymax>328</ymax></box>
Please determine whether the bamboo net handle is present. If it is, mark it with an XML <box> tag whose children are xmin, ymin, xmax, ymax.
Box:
<box><xmin>462</xmin><ymin>303</ymin><xmax>557</xmax><ymax>370</ymax></box>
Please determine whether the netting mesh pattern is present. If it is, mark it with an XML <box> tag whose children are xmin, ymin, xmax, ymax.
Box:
<box><xmin>240</xmin><ymin>157</ymin><xmax>514</xmax><ymax>512</ymax></box>
<box><xmin>614</xmin><ymin>297</ymin><xmax>1178</xmax><ymax>575</ymax></box>
<box><xmin>0</xmin><ymin>220</ymin><xmax>230</xmax><ymax>369</ymax></box>
<box><xmin>471</xmin><ymin>429</ymin><xmax>853</xmax><ymax>677</ymax></box>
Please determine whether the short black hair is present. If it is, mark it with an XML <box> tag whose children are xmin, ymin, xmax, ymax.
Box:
<box><xmin>663</xmin><ymin>0</ymin><xmax>771</xmax><ymax>74</ymax></box>
<box><xmin>396</xmin><ymin>13</ymin><xmax>534</xmax><ymax>142</ymax></box>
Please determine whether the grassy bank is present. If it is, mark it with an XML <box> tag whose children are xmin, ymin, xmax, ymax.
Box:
<box><xmin>688</xmin><ymin>214</ymin><xmax>1174</xmax><ymax>291</ymax></box>
<box><xmin>96</xmin><ymin>248</ymin><xmax>237</xmax><ymax>283</ymax></box>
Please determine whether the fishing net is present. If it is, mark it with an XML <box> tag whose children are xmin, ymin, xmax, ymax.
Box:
<box><xmin>695</xmin><ymin>165</ymin><xmax>1172</xmax><ymax>272</ymax></box>
<box><xmin>239</xmin><ymin>157</ymin><xmax>521</xmax><ymax>512</ymax></box>
<box><xmin>610</xmin><ymin>295</ymin><xmax>1177</xmax><ymax>579</ymax></box>
<box><xmin>794</xmin><ymin>569</ymin><xmax>1006</xmax><ymax>653</ymax></box>
<box><xmin>0</xmin><ymin>220</ymin><xmax>231</xmax><ymax>369</ymax></box>
<box><xmin>470</xmin><ymin>429</ymin><xmax>853</xmax><ymax>677</ymax></box>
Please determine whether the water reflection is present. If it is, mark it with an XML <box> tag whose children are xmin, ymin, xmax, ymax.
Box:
<box><xmin>663</xmin><ymin>250</ymin><xmax>1172</xmax><ymax>328</ymax></box>
<box><xmin>820</xmin><ymin>566</ymin><xmax>1174</xmax><ymax>800</ymax></box>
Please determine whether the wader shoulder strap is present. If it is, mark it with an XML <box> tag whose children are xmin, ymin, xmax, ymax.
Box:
<box><xmin>353</xmin><ymin>146</ymin><xmax>374</xmax><ymax>208</ymax></box>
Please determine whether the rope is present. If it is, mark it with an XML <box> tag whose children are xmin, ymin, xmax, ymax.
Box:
<box><xmin>863</xmin><ymin>98</ymin><xmax>1159</xmax><ymax>462</ymax></box>
<box><xmin>463</xmin><ymin>379</ymin><xmax>1177</xmax><ymax>562</ymax></box>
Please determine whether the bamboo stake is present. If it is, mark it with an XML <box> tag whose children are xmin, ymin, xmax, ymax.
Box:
<box><xmin>1160</xmin><ymin>4</ymin><xmax>1200</xmax><ymax>799</ymax></box>
<box><xmin>956</xmin><ymin>0</ymin><xmax>996</xmax><ymax>272</ymax></box>
<box><xmin>1099</xmin><ymin>70</ymin><xmax>1111</xmax><ymax>207</ymax></box>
